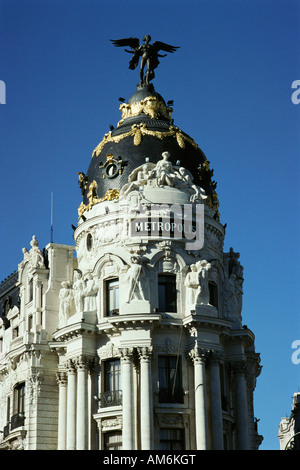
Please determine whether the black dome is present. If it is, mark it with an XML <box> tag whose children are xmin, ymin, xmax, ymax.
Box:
<box><xmin>80</xmin><ymin>84</ymin><xmax>216</xmax><ymax>210</ymax></box>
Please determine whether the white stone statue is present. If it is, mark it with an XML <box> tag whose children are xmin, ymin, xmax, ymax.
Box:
<box><xmin>29</xmin><ymin>235</ymin><xmax>45</xmax><ymax>269</ymax></box>
<box><xmin>196</xmin><ymin>260</ymin><xmax>211</xmax><ymax>305</ymax></box>
<box><xmin>120</xmin><ymin>163</ymin><xmax>155</xmax><ymax>196</ymax></box>
<box><xmin>185</xmin><ymin>260</ymin><xmax>212</xmax><ymax>311</ymax></box>
<box><xmin>223</xmin><ymin>274</ymin><xmax>243</xmax><ymax>325</ymax></box>
<box><xmin>223</xmin><ymin>274</ymin><xmax>238</xmax><ymax>317</ymax></box>
<box><xmin>185</xmin><ymin>264</ymin><xmax>200</xmax><ymax>311</ymax></box>
<box><xmin>83</xmin><ymin>273</ymin><xmax>98</xmax><ymax>312</ymax></box>
<box><xmin>154</xmin><ymin>151</ymin><xmax>176</xmax><ymax>186</ymax></box>
<box><xmin>73</xmin><ymin>269</ymin><xmax>85</xmax><ymax>312</ymax></box>
<box><xmin>126</xmin><ymin>255</ymin><xmax>145</xmax><ymax>303</ymax></box>
<box><xmin>18</xmin><ymin>236</ymin><xmax>45</xmax><ymax>274</ymax></box>
<box><xmin>58</xmin><ymin>282</ymin><xmax>74</xmax><ymax>328</ymax></box>
<box><xmin>120</xmin><ymin>152</ymin><xmax>207</xmax><ymax>203</ymax></box>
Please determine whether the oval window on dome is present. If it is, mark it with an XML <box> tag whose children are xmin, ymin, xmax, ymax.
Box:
<box><xmin>86</xmin><ymin>233</ymin><xmax>93</xmax><ymax>251</ymax></box>
<box><xmin>106</xmin><ymin>163</ymin><xmax>118</xmax><ymax>178</ymax></box>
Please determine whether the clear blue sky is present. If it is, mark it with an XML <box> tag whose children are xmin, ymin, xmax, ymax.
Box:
<box><xmin>0</xmin><ymin>0</ymin><xmax>299</xmax><ymax>450</ymax></box>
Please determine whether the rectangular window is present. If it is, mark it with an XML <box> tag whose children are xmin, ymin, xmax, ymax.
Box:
<box><xmin>158</xmin><ymin>274</ymin><xmax>177</xmax><ymax>312</ymax></box>
<box><xmin>104</xmin><ymin>359</ymin><xmax>121</xmax><ymax>392</ymax></box>
<box><xmin>159</xmin><ymin>428</ymin><xmax>185</xmax><ymax>450</ymax></box>
<box><xmin>106</xmin><ymin>278</ymin><xmax>119</xmax><ymax>316</ymax></box>
<box><xmin>101</xmin><ymin>359</ymin><xmax>122</xmax><ymax>407</ymax></box>
<box><xmin>158</xmin><ymin>356</ymin><xmax>183</xmax><ymax>404</ymax></box>
<box><xmin>12</xmin><ymin>382</ymin><xmax>26</xmax><ymax>429</ymax></box>
<box><xmin>209</xmin><ymin>282</ymin><xmax>218</xmax><ymax>308</ymax></box>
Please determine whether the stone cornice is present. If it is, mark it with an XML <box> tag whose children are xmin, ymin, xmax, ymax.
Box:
<box><xmin>183</xmin><ymin>314</ymin><xmax>232</xmax><ymax>333</ymax></box>
<box><xmin>52</xmin><ymin>320</ymin><xmax>96</xmax><ymax>342</ymax></box>
<box><xmin>97</xmin><ymin>313</ymin><xmax>161</xmax><ymax>334</ymax></box>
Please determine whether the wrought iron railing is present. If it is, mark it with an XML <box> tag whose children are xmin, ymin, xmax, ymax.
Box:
<box><xmin>158</xmin><ymin>387</ymin><xmax>184</xmax><ymax>404</ymax></box>
<box><xmin>2</xmin><ymin>413</ymin><xmax>25</xmax><ymax>439</ymax></box>
<box><xmin>100</xmin><ymin>390</ymin><xmax>122</xmax><ymax>408</ymax></box>
<box><xmin>10</xmin><ymin>413</ymin><xmax>25</xmax><ymax>431</ymax></box>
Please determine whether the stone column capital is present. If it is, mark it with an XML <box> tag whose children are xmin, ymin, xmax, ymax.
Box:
<box><xmin>189</xmin><ymin>346</ymin><xmax>208</xmax><ymax>365</ymax></box>
<box><xmin>119</xmin><ymin>347</ymin><xmax>135</xmax><ymax>363</ymax></box>
<box><xmin>75</xmin><ymin>355</ymin><xmax>88</xmax><ymax>370</ymax></box>
<box><xmin>56</xmin><ymin>371</ymin><xmax>67</xmax><ymax>386</ymax></box>
<box><xmin>137</xmin><ymin>346</ymin><xmax>153</xmax><ymax>362</ymax></box>
<box><xmin>231</xmin><ymin>360</ymin><xmax>247</xmax><ymax>376</ymax></box>
<box><xmin>208</xmin><ymin>349</ymin><xmax>223</xmax><ymax>365</ymax></box>
<box><xmin>65</xmin><ymin>358</ymin><xmax>76</xmax><ymax>373</ymax></box>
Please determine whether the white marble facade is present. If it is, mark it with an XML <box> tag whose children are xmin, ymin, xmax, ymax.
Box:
<box><xmin>0</xmin><ymin>153</ymin><xmax>262</xmax><ymax>450</ymax></box>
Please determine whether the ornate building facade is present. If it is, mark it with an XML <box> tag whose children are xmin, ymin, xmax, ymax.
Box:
<box><xmin>278</xmin><ymin>393</ymin><xmax>300</xmax><ymax>450</ymax></box>
<box><xmin>0</xmin><ymin>41</ymin><xmax>262</xmax><ymax>450</ymax></box>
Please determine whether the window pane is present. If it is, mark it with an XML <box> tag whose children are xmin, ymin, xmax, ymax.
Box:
<box><xmin>104</xmin><ymin>359</ymin><xmax>120</xmax><ymax>392</ymax></box>
<box><xmin>158</xmin><ymin>275</ymin><xmax>176</xmax><ymax>312</ymax></box>
<box><xmin>106</xmin><ymin>279</ymin><xmax>119</xmax><ymax>316</ymax></box>
<box><xmin>158</xmin><ymin>356</ymin><xmax>183</xmax><ymax>403</ymax></box>
<box><xmin>159</xmin><ymin>428</ymin><xmax>184</xmax><ymax>450</ymax></box>
<box><xmin>104</xmin><ymin>431</ymin><xmax>122</xmax><ymax>450</ymax></box>
<box><xmin>209</xmin><ymin>282</ymin><xmax>218</xmax><ymax>308</ymax></box>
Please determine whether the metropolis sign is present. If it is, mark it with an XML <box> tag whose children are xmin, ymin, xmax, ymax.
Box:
<box><xmin>130</xmin><ymin>203</ymin><xmax>204</xmax><ymax>250</ymax></box>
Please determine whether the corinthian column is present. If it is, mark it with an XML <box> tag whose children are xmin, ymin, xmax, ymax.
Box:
<box><xmin>76</xmin><ymin>356</ymin><xmax>88</xmax><ymax>450</ymax></box>
<box><xmin>120</xmin><ymin>348</ymin><xmax>134</xmax><ymax>450</ymax></box>
<box><xmin>209</xmin><ymin>351</ymin><xmax>223</xmax><ymax>450</ymax></box>
<box><xmin>138</xmin><ymin>347</ymin><xmax>153</xmax><ymax>450</ymax></box>
<box><xmin>56</xmin><ymin>371</ymin><xmax>67</xmax><ymax>450</ymax></box>
<box><xmin>66</xmin><ymin>359</ymin><xmax>76</xmax><ymax>450</ymax></box>
<box><xmin>189</xmin><ymin>346</ymin><xmax>208</xmax><ymax>450</ymax></box>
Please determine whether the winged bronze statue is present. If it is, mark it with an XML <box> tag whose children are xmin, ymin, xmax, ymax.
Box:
<box><xmin>110</xmin><ymin>35</ymin><xmax>179</xmax><ymax>86</ymax></box>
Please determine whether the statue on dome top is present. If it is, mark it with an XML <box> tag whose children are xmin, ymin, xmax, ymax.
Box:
<box><xmin>110</xmin><ymin>35</ymin><xmax>179</xmax><ymax>86</ymax></box>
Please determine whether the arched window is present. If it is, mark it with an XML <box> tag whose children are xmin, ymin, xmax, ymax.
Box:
<box><xmin>158</xmin><ymin>274</ymin><xmax>177</xmax><ymax>312</ymax></box>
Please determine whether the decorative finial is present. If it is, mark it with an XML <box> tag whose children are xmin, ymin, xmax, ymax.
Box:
<box><xmin>110</xmin><ymin>35</ymin><xmax>179</xmax><ymax>86</ymax></box>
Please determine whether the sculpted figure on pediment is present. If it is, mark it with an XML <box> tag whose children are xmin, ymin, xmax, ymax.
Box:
<box><xmin>58</xmin><ymin>282</ymin><xmax>75</xmax><ymax>328</ymax></box>
<box><xmin>73</xmin><ymin>269</ymin><xmax>85</xmax><ymax>312</ymax></box>
<box><xmin>126</xmin><ymin>255</ymin><xmax>146</xmax><ymax>303</ymax></box>
<box><xmin>29</xmin><ymin>236</ymin><xmax>45</xmax><ymax>269</ymax></box>
<box><xmin>185</xmin><ymin>260</ymin><xmax>211</xmax><ymax>311</ymax></box>
<box><xmin>120</xmin><ymin>152</ymin><xmax>206</xmax><ymax>203</ymax></box>
<box><xmin>120</xmin><ymin>162</ymin><xmax>156</xmax><ymax>196</ymax></box>
<box><xmin>228</xmin><ymin>247</ymin><xmax>244</xmax><ymax>279</ymax></box>
<box><xmin>223</xmin><ymin>273</ymin><xmax>243</xmax><ymax>324</ymax></box>
<box><xmin>18</xmin><ymin>236</ymin><xmax>45</xmax><ymax>274</ymax></box>
<box><xmin>83</xmin><ymin>273</ymin><xmax>98</xmax><ymax>312</ymax></box>
<box><xmin>222</xmin><ymin>274</ymin><xmax>242</xmax><ymax>320</ymax></box>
